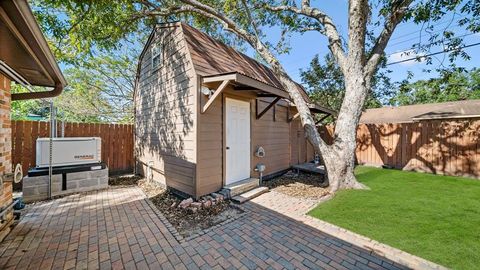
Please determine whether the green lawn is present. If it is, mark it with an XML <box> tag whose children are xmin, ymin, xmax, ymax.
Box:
<box><xmin>308</xmin><ymin>166</ymin><xmax>480</xmax><ymax>270</ymax></box>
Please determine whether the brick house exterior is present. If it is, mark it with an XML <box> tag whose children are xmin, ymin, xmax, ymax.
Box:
<box><xmin>0</xmin><ymin>0</ymin><xmax>66</xmax><ymax>240</ymax></box>
<box><xmin>0</xmin><ymin>74</ymin><xmax>12</xmax><ymax>241</ymax></box>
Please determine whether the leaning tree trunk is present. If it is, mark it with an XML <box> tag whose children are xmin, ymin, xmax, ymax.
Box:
<box><xmin>324</xmin><ymin>65</ymin><xmax>370</xmax><ymax>192</ymax></box>
<box><xmin>177</xmin><ymin>0</ymin><xmax>409</xmax><ymax>193</ymax></box>
<box><xmin>270</xmin><ymin>59</ymin><xmax>369</xmax><ymax>193</ymax></box>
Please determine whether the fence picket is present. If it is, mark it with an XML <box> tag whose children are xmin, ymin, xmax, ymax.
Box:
<box><xmin>319</xmin><ymin>120</ymin><xmax>480</xmax><ymax>178</ymax></box>
<box><xmin>11</xmin><ymin>120</ymin><xmax>133</xmax><ymax>174</ymax></box>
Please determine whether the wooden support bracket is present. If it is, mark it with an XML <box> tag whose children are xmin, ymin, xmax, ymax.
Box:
<box><xmin>256</xmin><ymin>97</ymin><xmax>281</xmax><ymax>119</ymax></box>
<box><xmin>201</xmin><ymin>80</ymin><xmax>230</xmax><ymax>113</ymax></box>
<box><xmin>315</xmin><ymin>114</ymin><xmax>331</xmax><ymax>125</ymax></box>
<box><xmin>288</xmin><ymin>112</ymin><xmax>300</xmax><ymax>123</ymax></box>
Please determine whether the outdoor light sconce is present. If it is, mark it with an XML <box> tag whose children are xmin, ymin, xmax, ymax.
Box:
<box><xmin>201</xmin><ymin>86</ymin><xmax>213</xmax><ymax>98</ymax></box>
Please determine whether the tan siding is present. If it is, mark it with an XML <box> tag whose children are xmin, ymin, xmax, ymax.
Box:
<box><xmin>196</xmin><ymin>88</ymin><xmax>317</xmax><ymax>197</ymax></box>
<box><xmin>135</xmin><ymin>25</ymin><xmax>196</xmax><ymax>196</ymax></box>
<box><xmin>196</xmin><ymin>90</ymin><xmax>224</xmax><ymax>196</ymax></box>
<box><xmin>290</xmin><ymin>113</ymin><xmax>315</xmax><ymax>165</ymax></box>
<box><xmin>251</xmin><ymin>99</ymin><xmax>291</xmax><ymax>176</ymax></box>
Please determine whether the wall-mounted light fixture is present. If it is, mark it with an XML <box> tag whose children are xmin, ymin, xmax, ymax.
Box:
<box><xmin>201</xmin><ymin>86</ymin><xmax>213</xmax><ymax>98</ymax></box>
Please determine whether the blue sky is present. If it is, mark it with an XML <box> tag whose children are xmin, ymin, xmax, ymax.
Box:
<box><xmin>243</xmin><ymin>1</ymin><xmax>480</xmax><ymax>84</ymax></box>
<box><xmin>58</xmin><ymin>1</ymin><xmax>479</xmax><ymax>90</ymax></box>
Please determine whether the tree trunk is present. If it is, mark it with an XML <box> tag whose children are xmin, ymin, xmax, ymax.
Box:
<box><xmin>322</xmin><ymin>142</ymin><xmax>367</xmax><ymax>192</ymax></box>
<box><xmin>173</xmin><ymin>0</ymin><xmax>409</xmax><ymax>194</ymax></box>
<box><xmin>231</xmin><ymin>20</ymin><xmax>370</xmax><ymax>193</ymax></box>
<box><xmin>323</xmin><ymin>65</ymin><xmax>370</xmax><ymax>192</ymax></box>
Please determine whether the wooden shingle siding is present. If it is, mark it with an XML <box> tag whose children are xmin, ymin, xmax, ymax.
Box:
<box><xmin>135</xmin><ymin>25</ymin><xmax>197</xmax><ymax>196</ymax></box>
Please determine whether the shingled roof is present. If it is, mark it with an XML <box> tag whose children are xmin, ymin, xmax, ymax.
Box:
<box><xmin>181</xmin><ymin>24</ymin><xmax>281</xmax><ymax>87</ymax></box>
<box><xmin>178</xmin><ymin>23</ymin><xmax>312</xmax><ymax>103</ymax></box>
<box><xmin>360</xmin><ymin>100</ymin><xmax>480</xmax><ymax>124</ymax></box>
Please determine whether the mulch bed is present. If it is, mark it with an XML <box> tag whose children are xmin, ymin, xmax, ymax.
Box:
<box><xmin>264</xmin><ymin>171</ymin><xmax>330</xmax><ymax>200</ymax></box>
<box><xmin>108</xmin><ymin>174</ymin><xmax>143</xmax><ymax>186</ymax></box>
<box><xmin>109</xmin><ymin>175</ymin><xmax>244</xmax><ymax>238</ymax></box>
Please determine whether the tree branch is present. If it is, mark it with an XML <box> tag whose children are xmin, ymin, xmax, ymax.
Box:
<box><xmin>365</xmin><ymin>0</ymin><xmax>413</xmax><ymax>77</ymax></box>
<box><xmin>264</xmin><ymin>2</ymin><xmax>347</xmax><ymax>72</ymax></box>
<box><xmin>175</xmin><ymin>0</ymin><xmax>331</xmax><ymax>154</ymax></box>
<box><xmin>347</xmin><ymin>0</ymin><xmax>369</xmax><ymax>66</ymax></box>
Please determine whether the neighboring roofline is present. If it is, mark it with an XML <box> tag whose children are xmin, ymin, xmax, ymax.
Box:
<box><xmin>0</xmin><ymin>0</ymin><xmax>66</xmax><ymax>100</ymax></box>
<box><xmin>361</xmin><ymin>99</ymin><xmax>480</xmax><ymax>123</ymax></box>
<box><xmin>411</xmin><ymin>114</ymin><xmax>480</xmax><ymax>121</ymax></box>
<box><xmin>365</xmin><ymin>99</ymin><xmax>480</xmax><ymax>111</ymax></box>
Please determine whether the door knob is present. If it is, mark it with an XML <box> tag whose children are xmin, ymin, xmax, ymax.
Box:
<box><xmin>226</xmin><ymin>147</ymin><xmax>230</xmax><ymax>150</ymax></box>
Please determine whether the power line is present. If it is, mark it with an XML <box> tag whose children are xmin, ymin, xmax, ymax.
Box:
<box><xmin>387</xmin><ymin>30</ymin><xmax>474</xmax><ymax>49</ymax></box>
<box><xmin>387</xmin><ymin>42</ymin><xmax>480</xmax><ymax>66</ymax></box>
<box><xmin>386</xmin><ymin>31</ymin><xmax>477</xmax><ymax>56</ymax></box>
<box><xmin>388</xmin><ymin>15</ymin><xmax>467</xmax><ymax>42</ymax></box>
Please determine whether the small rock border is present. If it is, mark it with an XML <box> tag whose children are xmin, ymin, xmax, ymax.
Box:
<box><xmin>174</xmin><ymin>192</ymin><xmax>226</xmax><ymax>212</ymax></box>
<box><xmin>142</xmin><ymin>191</ymin><xmax>247</xmax><ymax>243</ymax></box>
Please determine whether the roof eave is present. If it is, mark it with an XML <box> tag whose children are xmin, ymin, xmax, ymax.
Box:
<box><xmin>0</xmin><ymin>0</ymin><xmax>66</xmax><ymax>100</ymax></box>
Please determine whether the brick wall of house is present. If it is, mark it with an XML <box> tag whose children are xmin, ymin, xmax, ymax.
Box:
<box><xmin>0</xmin><ymin>73</ymin><xmax>13</xmax><ymax>241</ymax></box>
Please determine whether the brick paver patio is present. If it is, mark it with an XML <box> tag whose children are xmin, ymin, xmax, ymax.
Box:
<box><xmin>0</xmin><ymin>187</ymin><xmax>409</xmax><ymax>270</ymax></box>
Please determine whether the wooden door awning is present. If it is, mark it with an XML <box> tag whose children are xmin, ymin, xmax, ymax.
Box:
<box><xmin>201</xmin><ymin>72</ymin><xmax>290</xmax><ymax>114</ymax></box>
<box><xmin>202</xmin><ymin>72</ymin><xmax>290</xmax><ymax>99</ymax></box>
<box><xmin>288</xmin><ymin>102</ymin><xmax>337</xmax><ymax>125</ymax></box>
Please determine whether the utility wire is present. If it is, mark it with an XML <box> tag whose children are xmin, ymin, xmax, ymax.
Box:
<box><xmin>386</xmin><ymin>31</ymin><xmax>477</xmax><ymax>57</ymax></box>
<box><xmin>388</xmin><ymin>15</ymin><xmax>467</xmax><ymax>42</ymax></box>
<box><xmin>388</xmin><ymin>30</ymin><xmax>475</xmax><ymax>49</ymax></box>
<box><xmin>387</xmin><ymin>42</ymin><xmax>480</xmax><ymax>65</ymax></box>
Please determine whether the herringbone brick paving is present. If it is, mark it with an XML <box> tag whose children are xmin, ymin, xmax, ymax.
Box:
<box><xmin>0</xmin><ymin>187</ymin><xmax>409</xmax><ymax>269</ymax></box>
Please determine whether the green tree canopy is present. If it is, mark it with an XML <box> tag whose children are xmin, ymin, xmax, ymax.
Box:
<box><xmin>12</xmin><ymin>52</ymin><xmax>136</xmax><ymax>123</ymax></box>
<box><xmin>390</xmin><ymin>68</ymin><xmax>480</xmax><ymax>106</ymax></box>
<box><xmin>24</xmin><ymin>0</ymin><xmax>480</xmax><ymax>191</ymax></box>
<box><xmin>300</xmin><ymin>53</ymin><xmax>394</xmax><ymax>113</ymax></box>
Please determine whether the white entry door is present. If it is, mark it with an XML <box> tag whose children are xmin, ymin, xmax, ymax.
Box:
<box><xmin>225</xmin><ymin>98</ymin><xmax>251</xmax><ymax>185</ymax></box>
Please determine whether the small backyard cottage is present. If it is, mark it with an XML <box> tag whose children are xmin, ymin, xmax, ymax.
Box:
<box><xmin>134</xmin><ymin>22</ymin><xmax>333</xmax><ymax>198</ymax></box>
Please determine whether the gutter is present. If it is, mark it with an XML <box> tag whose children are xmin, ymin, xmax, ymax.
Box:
<box><xmin>11</xmin><ymin>83</ymin><xmax>63</xmax><ymax>101</ymax></box>
<box><xmin>0</xmin><ymin>0</ymin><xmax>66</xmax><ymax>101</ymax></box>
<box><xmin>0</xmin><ymin>60</ymin><xmax>63</xmax><ymax>101</ymax></box>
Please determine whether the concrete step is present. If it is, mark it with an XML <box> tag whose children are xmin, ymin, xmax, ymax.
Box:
<box><xmin>232</xmin><ymin>187</ymin><xmax>269</xmax><ymax>204</ymax></box>
<box><xmin>223</xmin><ymin>178</ymin><xmax>259</xmax><ymax>198</ymax></box>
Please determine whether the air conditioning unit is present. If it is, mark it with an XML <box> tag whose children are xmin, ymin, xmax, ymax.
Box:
<box><xmin>36</xmin><ymin>137</ymin><xmax>101</xmax><ymax>168</ymax></box>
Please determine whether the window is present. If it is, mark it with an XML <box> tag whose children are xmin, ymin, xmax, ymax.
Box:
<box><xmin>151</xmin><ymin>42</ymin><xmax>162</xmax><ymax>70</ymax></box>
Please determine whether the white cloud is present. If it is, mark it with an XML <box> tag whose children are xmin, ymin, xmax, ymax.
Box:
<box><xmin>389</xmin><ymin>49</ymin><xmax>426</xmax><ymax>66</ymax></box>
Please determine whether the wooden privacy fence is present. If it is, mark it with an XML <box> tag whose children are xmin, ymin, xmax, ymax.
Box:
<box><xmin>12</xmin><ymin>121</ymin><xmax>134</xmax><ymax>174</ymax></box>
<box><xmin>319</xmin><ymin>120</ymin><xmax>480</xmax><ymax>178</ymax></box>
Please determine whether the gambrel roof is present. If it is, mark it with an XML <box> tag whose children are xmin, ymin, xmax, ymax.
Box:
<box><xmin>180</xmin><ymin>23</ymin><xmax>314</xmax><ymax>103</ymax></box>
